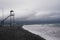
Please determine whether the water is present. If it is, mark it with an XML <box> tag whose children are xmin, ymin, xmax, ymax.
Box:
<box><xmin>23</xmin><ymin>24</ymin><xmax>60</xmax><ymax>40</ymax></box>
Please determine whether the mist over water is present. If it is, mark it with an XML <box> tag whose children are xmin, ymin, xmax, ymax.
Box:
<box><xmin>23</xmin><ymin>24</ymin><xmax>60</xmax><ymax>40</ymax></box>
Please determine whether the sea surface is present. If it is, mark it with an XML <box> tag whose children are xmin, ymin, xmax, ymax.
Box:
<box><xmin>23</xmin><ymin>24</ymin><xmax>60</xmax><ymax>40</ymax></box>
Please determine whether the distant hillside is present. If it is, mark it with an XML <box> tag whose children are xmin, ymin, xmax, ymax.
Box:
<box><xmin>0</xmin><ymin>25</ymin><xmax>45</xmax><ymax>40</ymax></box>
<box><xmin>3</xmin><ymin>18</ymin><xmax>60</xmax><ymax>25</ymax></box>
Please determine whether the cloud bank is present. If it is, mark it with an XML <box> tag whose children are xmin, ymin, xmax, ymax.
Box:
<box><xmin>0</xmin><ymin>0</ymin><xmax>60</xmax><ymax>23</ymax></box>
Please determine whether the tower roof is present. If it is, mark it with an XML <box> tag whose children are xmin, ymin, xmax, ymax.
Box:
<box><xmin>10</xmin><ymin>10</ymin><xmax>14</xmax><ymax>12</ymax></box>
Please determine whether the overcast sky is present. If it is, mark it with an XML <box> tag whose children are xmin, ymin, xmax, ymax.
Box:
<box><xmin>0</xmin><ymin>0</ymin><xmax>60</xmax><ymax>22</ymax></box>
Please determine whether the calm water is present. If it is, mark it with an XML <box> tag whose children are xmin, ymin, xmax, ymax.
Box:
<box><xmin>23</xmin><ymin>24</ymin><xmax>60</xmax><ymax>40</ymax></box>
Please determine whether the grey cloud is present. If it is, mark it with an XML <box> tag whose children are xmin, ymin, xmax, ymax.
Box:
<box><xmin>25</xmin><ymin>11</ymin><xmax>60</xmax><ymax>21</ymax></box>
<box><xmin>0</xmin><ymin>0</ymin><xmax>60</xmax><ymax>23</ymax></box>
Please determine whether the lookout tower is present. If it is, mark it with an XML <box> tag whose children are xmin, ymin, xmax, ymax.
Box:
<box><xmin>10</xmin><ymin>10</ymin><xmax>15</xmax><ymax>27</ymax></box>
<box><xmin>1</xmin><ymin>10</ymin><xmax>15</xmax><ymax>27</ymax></box>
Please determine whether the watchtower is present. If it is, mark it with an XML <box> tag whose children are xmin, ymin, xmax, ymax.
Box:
<box><xmin>1</xmin><ymin>10</ymin><xmax>15</xmax><ymax>27</ymax></box>
<box><xmin>10</xmin><ymin>10</ymin><xmax>15</xmax><ymax>27</ymax></box>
